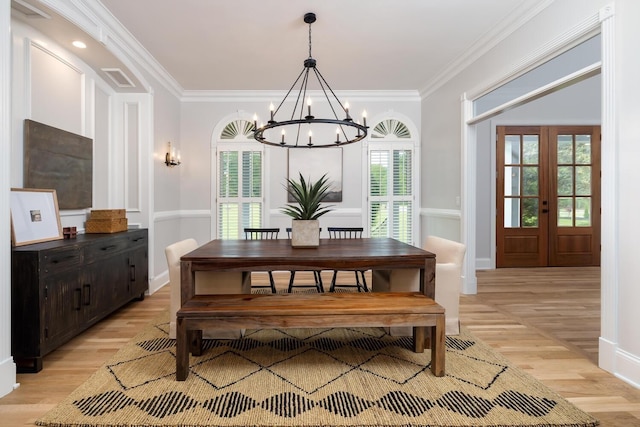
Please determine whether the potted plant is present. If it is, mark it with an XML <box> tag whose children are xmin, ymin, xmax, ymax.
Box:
<box><xmin>282</xmin><ymin>173</ymin><xmax>333</xmax><ymax>247</ymax></box>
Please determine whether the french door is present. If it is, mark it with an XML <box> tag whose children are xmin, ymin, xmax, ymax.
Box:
<box><xmin>496</xmin><ymin>126</ymin><xmax>601</xmax><ymax>267</ymax></box>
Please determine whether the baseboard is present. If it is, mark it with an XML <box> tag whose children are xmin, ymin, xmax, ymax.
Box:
<box><xmin>599</xmin><ymin>336</ymin><xmax>616</xmax><ymax>372</ymax></box>
<box><xmin>599</xmin><ymin>336</ymin><xmax>640</xmax><ymax>388</ymax></box>
<box><xmin>462</xmin><ymin>274</ymin><xmax>477</xmax><ymax>295</ymax></box>
<box><xmin>149</xmin><ymin>271</ymin><xmax>168</xmax><ymax>295</ymax></box>
<box><xmin>614</xmin><ymin>347</ymin><xmax>640</xmax><ymax>388</ymax></box>
<box><xmin>476</xmin><ymin>258</ymin><xmax>492</xmax><ymax>270</ymax></box>
<box><xmin>0</xmin><ymin>356</ymin><xmax>17</xmax><ymax>398</ymax></box>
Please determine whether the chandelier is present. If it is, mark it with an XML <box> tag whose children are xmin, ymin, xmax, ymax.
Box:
<box><xmin>253</xmin><ymin>13</ymin><xmax>368</xmax><ymax>148</ymax></box>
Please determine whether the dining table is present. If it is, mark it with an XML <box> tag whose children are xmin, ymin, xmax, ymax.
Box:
<box><xmin>180</xmin><ymin>237</ymin><xmax>436</xmax><ymax>308</ymax></box>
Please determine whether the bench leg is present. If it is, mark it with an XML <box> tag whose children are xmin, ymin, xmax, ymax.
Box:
<box><xmin>429</xmin><ymin>315</ymin><xmax>446</xmax><ymax>377</ymax></box>
<box><xmin>413</xmin><ymin>326</ymin><xmax>425</xmax><ymax>353</ymax></box>
<box><xmin>176</xmin><ymin>317</ymin><xmax>189</xmax><ymax>381</ymax></box>
<box><xmin>190</xmin><ymin>330</ymin><xmax>203</xmax><ymax>356</ymax></box>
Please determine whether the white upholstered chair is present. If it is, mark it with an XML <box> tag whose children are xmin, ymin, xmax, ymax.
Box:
<box><xmin>166</xmin><ymin>238</ymin><xmax>250</xmax><ymax>339</ymax></box>
<box><xmin>424</xmin><ymin>235</ymin><xmax>466</xmax><ymax>335</ymax></box>
<box><xmin>370</xmin><ymin>235</ymin><xmax>466</xmax><ymax>336</ymax></box>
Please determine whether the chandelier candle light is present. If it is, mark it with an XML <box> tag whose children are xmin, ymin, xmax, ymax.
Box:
<box><xmin>253</xmin><ymin>13</ymin><xmax>368</xmax><ymax>148</ymax></box>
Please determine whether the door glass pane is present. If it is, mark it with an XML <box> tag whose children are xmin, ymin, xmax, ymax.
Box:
<box><xmin>522</xmin><ymin>198</ymin><xmax>539</xmax><ymax>227</ymax></box>
<box><xmin>575</xmin><ymin>166</ymin><xmax>591</xmax><ymax>196</ymax></box>
<box><xmin>575</xmin><ymin>135</ymin><xmax>591</xmax><ymax>164</ymax></box>
<box><xmin>557</xmin><ymin>166</ymin><xmax>574</xmax><ymax>195</ymax></box>
<box><xmin>504</xmin><ymin>198</ymin><xmax>520</xmax><ymax>228</ymax></box>
<box><xmin>522</xmin><ymin>166</ymin><xmax>539</xmax><ymax>196</ymax></box>
<box><xmin>523</xmin><ymin>136</ymin><xmax>539</xmax><ymax>164</ymax></box>
<box><xmin>505</xmin><ymin>135</ymin><xmax>520</xmax><ymax>164</ymax></box>
<box><xmin>558</xmin><ymin>197</ymin><xmax>574</xmax><ymax>227</ymax></box>
<box><xmin>505</xmin><ymin>166</ymin><xmax>520</xmax><ymax>196</ymax></box>
<box><xmin>575</xmin><ymin>197</ymin><xmax>592</xmax><ymax>226</ymax></box>
<box><xmin>370</xmin><ymin>201</ymin><xmax>388</xmax><ymax>238</ymax></box>
<box><xmin>557</xmin><ymin>135</ymin><xmax>573</xmax><ymax>164</ymax></box>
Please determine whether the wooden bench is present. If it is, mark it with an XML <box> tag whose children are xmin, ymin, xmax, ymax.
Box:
<box><xmin>176</xmin><ymin>291</ymin><xmax>445</xmax><ymax>380</ymax></box>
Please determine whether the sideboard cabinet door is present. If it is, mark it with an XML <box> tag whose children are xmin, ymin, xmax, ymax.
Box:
<box><xmin>41</xmin><ymin>270</ymin><xmax>86</xmax><ymax>356</ymax></box>
<box><xmin>11</xmin><ymin>229</ymin><xmax>149</xmax><ymax>372</ymax></box>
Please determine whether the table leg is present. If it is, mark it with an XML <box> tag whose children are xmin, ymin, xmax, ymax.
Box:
<box><xmin>180</xmin><ymin>260</ymin><xmax>195</xmax><ymax>308</ymax></box>
<box><xmin>413</xmin><ymin>326</ymin><xmax>425</xmax><ymax>353</ymax></box>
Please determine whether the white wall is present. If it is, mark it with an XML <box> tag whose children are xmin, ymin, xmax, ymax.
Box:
<box><xmin>178</xmin><ymin>94</ymin><xmax>421</xmax><ymax>242</ymax></box>
<box><xmin>1</xmin><ymin>11</ymin><xmax>179</xmax><ymax>396</ymax></box>
<box><xmin>10</xmin><ymin>21</ymin><xmax>158</xmax><ymax>234</ymax></box>
<box><xmin>611</xmin><ymin>0</ymin><xmax>640</xmax><ymax>386</ymax></box>
<box><xmin>421</xmin><ymin>0</ymin><xmax>639</xmax><ymax>387</ymax></box>
<box><xmin>422</xmin><ymin>1</ymin><xmax>608</xmax><ymax>246</ymax></box>
<box><xmin>0</xmin><ymin>0</ymin><xmax>17</xmax><ymax>399</ymax></box>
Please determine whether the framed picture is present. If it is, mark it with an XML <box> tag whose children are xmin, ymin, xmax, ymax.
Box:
<box><xmin>10</xmin><ymin>188</ymin><xmax>63</xmax><ymax>246</ymax></box>
<box><xmin>288</xmin><ymin>148</ymin><xmax>343</xmax><ymax>202</ymax></box>
<box><xmin>24</xmin><ymin>119</ymin><xmax>93</xmax><ymax>209</ymax></box>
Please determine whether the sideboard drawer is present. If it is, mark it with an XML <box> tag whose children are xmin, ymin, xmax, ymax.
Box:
<box><xmin>42</xmin><ymin>248</ymin><xmax>82</xmax><ymax>274</ymax></box>
<box><xmin>84</xmin><ymin>235</ymin><xmax>130</xmax><ymax>263</ymax></box>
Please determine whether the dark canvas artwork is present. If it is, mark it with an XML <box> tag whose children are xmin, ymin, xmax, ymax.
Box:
<box><xmin>24</xmin><ymin>119</ymin><xmax>93</xmax><ymax>210</ymax></box>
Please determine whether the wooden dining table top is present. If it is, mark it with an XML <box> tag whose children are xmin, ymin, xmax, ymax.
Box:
<box><xmin>180</xmin><ymin>237</ymin><xmax>436</xmax><ymax>301</ymax></box>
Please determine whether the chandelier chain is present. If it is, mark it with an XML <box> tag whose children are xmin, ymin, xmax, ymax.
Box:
<box><xmin>308</xmin><ymin>21</ymin><xmax>312</xmax><ymax>59</ymax></box>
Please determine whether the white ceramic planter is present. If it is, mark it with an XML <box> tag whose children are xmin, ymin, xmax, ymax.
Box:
<box><xmin>291</xmin><ymin>220</ymin><xmax>320</xmax><ymax>248</ymax></box>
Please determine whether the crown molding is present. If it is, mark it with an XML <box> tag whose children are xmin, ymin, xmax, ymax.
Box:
<box><xmin>39</xmin><ymin>0</ymin><xmax>183</xmax><ymax>98</ymax></box>
<box><xmin>419</xmin><ymin>0</ymin><xmax>555</xmax><ymax>99</ymax></box>
<box><xmin>181</xmin><ymin>90</ymin><xmax>420</xmax><ymax>103</ymax></box>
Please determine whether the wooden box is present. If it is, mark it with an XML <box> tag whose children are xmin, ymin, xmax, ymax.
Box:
<box><xmin>86</xmin><ymin>218</ymin><xmax>128</xmax><ymax>233</ymax></box>
<box><xmin>90</xmin><ymin>209</ymin><xmax>126</xmax><ymax>219</ymax></box>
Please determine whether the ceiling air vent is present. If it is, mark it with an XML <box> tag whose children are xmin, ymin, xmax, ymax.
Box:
<box><xmin>11</xmin><ymin>0</ymin><xmax>51</xmax><ymax>19</ymax></box>
<box><xmin>102</xmin><ymin>68</ymin><xmax>135</xmax><ymax>88</ymax></box>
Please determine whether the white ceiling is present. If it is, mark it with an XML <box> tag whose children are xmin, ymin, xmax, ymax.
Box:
<box><xmin>12</xmin><ymin>0</ymin><xmax>547</xmax><ymax>93</ymax></box>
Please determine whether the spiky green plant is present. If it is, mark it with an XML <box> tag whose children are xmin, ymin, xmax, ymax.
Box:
<box><xmin>281</xmin><ymin>173</ymin><xmax>333</xmax><ymax>220</ymax></box>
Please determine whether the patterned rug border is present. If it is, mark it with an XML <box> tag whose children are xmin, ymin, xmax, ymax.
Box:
<box><xmin>36</xmin><ymin>310</ymin><xmax>599</xmax><ymax>427</ymax></box>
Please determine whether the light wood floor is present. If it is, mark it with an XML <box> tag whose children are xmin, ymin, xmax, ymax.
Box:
<box><xmin>1</xmin><ymin>268</ymin><xmax>639</xmax><ymax>426</ymax></box>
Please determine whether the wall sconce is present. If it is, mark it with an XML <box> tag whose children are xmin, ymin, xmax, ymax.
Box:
<box><xmin>165</xmin><ymin>141</ymin><xmax>181</xmax><ymax>167</ymax></box>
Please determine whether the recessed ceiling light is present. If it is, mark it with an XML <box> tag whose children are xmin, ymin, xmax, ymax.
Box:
<box><xmin>72</xmin><ymin>40</ymin><xmax>87</xmax><ymax>49</ymax></box>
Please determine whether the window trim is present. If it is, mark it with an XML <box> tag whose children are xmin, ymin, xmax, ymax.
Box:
<box><xmin>363</xmin><ymin>114</ymin><xmax>420</xmax><ymax>247</ymax></box>
<box><xmin>211</xmin><ymin>116</ymin><xmax>267</xmax><ymax>240</ymax></box>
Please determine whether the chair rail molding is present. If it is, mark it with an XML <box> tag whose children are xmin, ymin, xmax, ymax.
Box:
<box><xmin>420</xmin><ymin>208</ymin><xmax>461</xmax><ymax>219</ymax></box>
<box><xmin>154</xmin><ymin>210</ymin><xmax>212</xmax><ymax>223</ymax></box>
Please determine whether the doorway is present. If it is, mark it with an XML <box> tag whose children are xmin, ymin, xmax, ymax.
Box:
<box><xmin>496</xmin><ymin>125</ymin><xmax>601</xmax><ymax>267</ymax></box>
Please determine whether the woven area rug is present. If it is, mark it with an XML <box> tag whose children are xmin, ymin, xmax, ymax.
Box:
<box><xmin>37</xmin><ymin>311</ymin><xmax>598</xmax><ymax>427</ymax></box>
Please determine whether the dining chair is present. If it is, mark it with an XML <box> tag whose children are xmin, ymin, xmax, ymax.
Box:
<box><xmin>165</xmin><ymin>238</ymin><xmax>249</xmax><ymax>339</ymax></box>
<box><xmin>424</xmin><ymin>235</ymin><xmax>466</xmax><ymax>335</ymax></box>
<box><xmin>286</xmin><ymin>227</ymin><xmax>324</xmax><ymax>293</ymax></box>
<box><xmin>327</xmin><ymin>227</ymin><xmax>369</xmax><ymax>292</ymax></box>
<box><xmin>243</xmin><ymin>228</ymin><xmax>280</xmax><ymax>293</ymax></box>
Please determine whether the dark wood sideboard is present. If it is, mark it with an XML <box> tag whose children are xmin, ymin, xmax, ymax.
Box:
<box><xmin>11</xmin><ymin>229</ymin><xmax>148</xmax><ymax>372</ymax></box>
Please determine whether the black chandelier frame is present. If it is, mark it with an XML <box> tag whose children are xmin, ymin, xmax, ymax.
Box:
<box><xmin>253</xmin><ymin>13</ymin><xmax>368</xmax><ymax>148</ymax></box>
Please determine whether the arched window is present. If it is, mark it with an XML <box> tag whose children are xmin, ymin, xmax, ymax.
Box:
<box><xmin>216</xmin><ymin>119</ymin><xmax>264</xmax><ymax>239</ymax></box>
<box><xmin>371</xmin><ymin>119</ymin><xmax>411</xmax><ymax>139</ymax></box>
<box><xmin>367</xmin><ymin>117</ymin><xmax>417</xmax><ymax>245</ymax></box>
